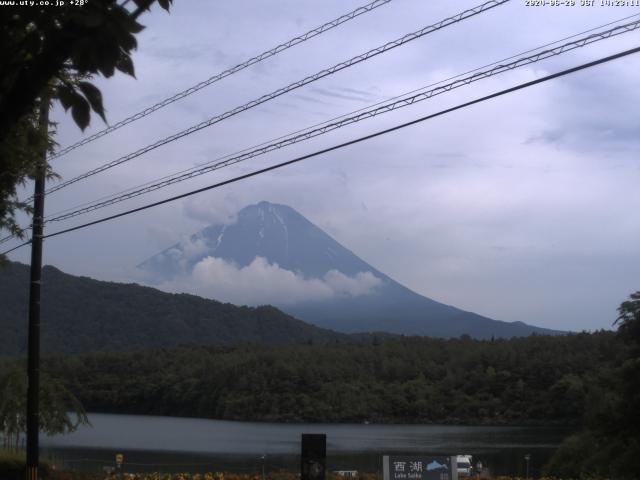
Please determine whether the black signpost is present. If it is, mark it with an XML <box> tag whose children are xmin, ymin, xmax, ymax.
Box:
<box><xmin>301</xmin><ymin>434</ymin><xmax>326</xmax><ymax>480</ymax></box>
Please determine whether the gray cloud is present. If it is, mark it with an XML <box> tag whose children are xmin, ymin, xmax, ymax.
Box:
<box><xmin>182</xmin><ymin>194</ymin><xmax>241</xmax><ymax>226</ymax></box>
<box><xmin>310</xmin><ymin>85</ymin><xmax>377</xmax><ymax>102</ymax></box>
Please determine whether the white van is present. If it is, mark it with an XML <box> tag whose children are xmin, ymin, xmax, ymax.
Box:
<box><xmin>456</xmin><ymin>455</ymin><xmax>473</xmax><ymax>477</ymax></box>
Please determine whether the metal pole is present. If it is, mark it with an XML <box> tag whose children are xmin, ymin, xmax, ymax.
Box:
<box><xmin>450</xmin><ymin>456</ymin><xmax>458</xmax><ymax>480</ymax></box>
<box><xmin>26</xmin><ymin>94</ymin><xmax>49</xmax><ymax>480</ymax></box>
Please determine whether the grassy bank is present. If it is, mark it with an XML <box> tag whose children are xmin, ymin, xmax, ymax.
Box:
<box><xmin>0</xmin><ymin>449</ymin><xmax>55</xmax><ymax>480</ymax></box>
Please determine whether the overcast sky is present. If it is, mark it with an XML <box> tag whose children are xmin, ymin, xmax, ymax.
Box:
<box><xmin>7</xmin><ymin>0</ymin><xmax>640</xmax><ymax>331</ymax></box>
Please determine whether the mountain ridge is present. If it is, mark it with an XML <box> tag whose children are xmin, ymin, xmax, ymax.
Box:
<box><xmin>0</xmin><ymin>261</ymin><xmax>350</xmax><ymax>356</ymax></box>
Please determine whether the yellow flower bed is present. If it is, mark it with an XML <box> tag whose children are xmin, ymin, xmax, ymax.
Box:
<box><xmin>101</xmin><ymin>472</ymin><xmax>387</xmax><ymax>480</ymax></box>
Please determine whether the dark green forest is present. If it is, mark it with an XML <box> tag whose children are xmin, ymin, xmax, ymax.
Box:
<box><xmin>543</xmin><ymin>292</ymin><xmax>640</xmax><ymax>479</ymax></box>
<box><xmin>0</xmin><ymin>331</ymin><xmax>620</xmax><ymax>426</ymax></box>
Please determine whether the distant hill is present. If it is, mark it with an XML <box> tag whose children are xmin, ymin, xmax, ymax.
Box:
<box><xmin>0</xmin><ymin>262</ymin><xmax>347</xmax><ymax>356</ymax></box>
<box><xmin>140</xmin><ymin>201</ymin><xmax>561</xmax><ymax>338</ymax></box>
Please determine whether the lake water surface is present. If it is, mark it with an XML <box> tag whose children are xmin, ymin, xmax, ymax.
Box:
<box><xmin>41</xmin><ymin>413</ymin><xmax>569</xmax><ymax>476</ymax></box>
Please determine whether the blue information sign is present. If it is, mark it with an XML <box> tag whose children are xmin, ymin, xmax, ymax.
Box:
<box><xmin>383</xmin><ymin>456</ymin><xmax>456</xmax><ymax>480</ymax></box>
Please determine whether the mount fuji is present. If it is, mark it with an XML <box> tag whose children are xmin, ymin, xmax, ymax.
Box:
<box><xmin>138</xmin><ymin>201</ymin><xmax>558</xmax><ymax>338</ymax></box>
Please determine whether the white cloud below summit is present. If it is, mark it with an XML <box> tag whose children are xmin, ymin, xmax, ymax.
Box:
<box><xmin>157</xmin><ymin>256</ymin><xmax>383</xmax><ymax>306</ymax></box>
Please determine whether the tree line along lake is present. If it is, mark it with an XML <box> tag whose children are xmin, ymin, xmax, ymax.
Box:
<box><xmin>41</xmin><ymin>413</ymin><xmax>568</xmax><ymax>476</ymax></box>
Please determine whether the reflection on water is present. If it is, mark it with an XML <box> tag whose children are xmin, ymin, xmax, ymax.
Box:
<box><xmin>41</xmin><ymin>413</ymin><xmax>568</xmax><ymax>476</ymax></box>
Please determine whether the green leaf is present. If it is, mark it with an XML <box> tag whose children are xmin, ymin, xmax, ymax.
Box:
<box><xmin>117</xmin><ymin>31</ymin><xmax>138</xmax><ymax>52</ymax></box>
<box><xmin>157</xmin><ymin>0</ymin><xmax>172</xmax><ymax>11</ymax></box>
<box><xmin>70</xmin><ymin>37</ymin><xmax>95</xmax><ymax>72</ymax></box>
<box><xmin>92</xmin><ymin>34</ymin><xmax>123</xmax><ymax>77</ymax></box>
<box><xmin>96</xmin><ymin>45</ymin><xmax>117</xmax><ymax>77</ymax></box>
<box><xmin>71</xmin><ymin>95</ymin><xmax>91</xmax><ymax>131</ymax></box>
<box><xmin>77</xmin><ymin>81</ymin><xmax>106</xmax><ymax>123</ymax></box>
<box><xmin>74</xmin><ymin>9</ymin><xmax>104</xmax><ymax>28</ymax></box>
<box><xmin>126</xmin><ymin>17</ymin><xmax>145</xmax><ymax>35</ymax></box>
<box><xmin>115</xmin><ymin>54</ymin><xmax>135</xmax><ymax>78</ymax></box>
<box><xmin>22</xmin><ymin>31</ymin><xmax>42</xmax><ymax>58</ymax></box>
<box><xmin>56</xmin><ymin>85</ymin><xmax>75</xmax><ymax>112</ymax></box>
<box><xmin>132</xmin><ymin>0</ymin><xmax>154</xmax><ymax>12</ymax></box>
<box><xmin>111</xmin><ymin>14</ymin><xmax>140</xmax><ymax>50</ymax></box>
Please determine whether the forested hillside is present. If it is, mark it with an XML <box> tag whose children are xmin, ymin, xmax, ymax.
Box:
<box><xmin>0</xmin><ymin>262</ymin><xmax>347</xmax><ymax>355</ymax></box>
<box><xmin>544</xmin><ymin>292</ymin><xmax>640</xmax><ymax>479</ymax></box>
<box><xmin>16</xmin><ymin>331</ymin><xmax>620</xmax><ymax>426</ymax></box>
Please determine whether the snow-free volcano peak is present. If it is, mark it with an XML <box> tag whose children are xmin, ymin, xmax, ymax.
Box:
<box><xmin>138</xmin><ymin>201</ymin><xmax>560</xmax><ymax>338</ymax></box>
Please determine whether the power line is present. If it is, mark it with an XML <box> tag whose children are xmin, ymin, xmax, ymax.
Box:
<box><xmin>40</xmin><ymin>12</ymin><xmax>640</xmax><ymax>223</ymax></box>
<box><xmin>1</xmin><ymin>240</ymin><xmax>31</xmax><ymax>256</ymax></box>
<box><xmin>19</xmin><ymin>46</ymin><xmax>636</xmax><ymax>245</ymax></box>
<box><xmin>3</xmin><ymin>45</ymin><xmax>637</xmax><ymax>256</ymax></box>
<box><xmin>50</xmin><ymin>0</ymin><xmax>393</xmax><ymax>160</ymax></box>
<box><xmin>41</xmin><ymin>0</ymin><xmax>510</xmax><ymax>196</ymax></box>
<box><xmin>3</xmin><ymin>12</ymin><xmax>638</xmax><ymax>246</ymax></box>
<box><xmin>43</xmin><ymin>18</ymin><xmax>640</xmax><ymax>224</ymax></box>
<box><xmin>0</xmin><ymin>233</ymin><xmax>21</xmax><ymax>245</ymax></box>
<box><xmin>0</xmin><ymin>228</ymin><xmax>32</xmax><ymax>247</ymax></box>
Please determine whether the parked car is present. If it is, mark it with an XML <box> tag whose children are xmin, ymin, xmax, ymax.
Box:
<box><xmin>456</xmin><ymin>455</ymin><xmax>473</xmax><ymax>477</ymax></box>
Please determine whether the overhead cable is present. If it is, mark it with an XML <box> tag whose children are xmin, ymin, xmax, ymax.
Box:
<box><xmin>5</xmin><ymin>11</ymin><xmax>637</xmax><ymax>245</ymax></box>
<box><xmin>1</xmin><ymin>240</ymin><xmax>31</xmax><ymax>256</ymax></box>
<box><xmin>16</xmin><ymin>46</ymin><xmax>635</xmax><ymax>245</ymax></box>
<box><xmin>44</xmin><ymin>18</ymin><xmax>640</xmax><ymax>223</ymax></box>
<box><xmin>3</xmin><ymin>45</ymin><xmax>638</xmax><ymax>257</ymax></box>
<box><xmin>42</xmin><ymin>0</ymin><xmax>510</xmax><ymax>196</ymax></box>
<box><xmin>0</xmin><ymin>233</ymin><xmax>20</xmax><ymax>245</ymax></box>
<box><xmin>41</xmin><ymin>12</ymin><xmax>640</xmax><ymax>223</ymax></box>
<box><xmin>50</xmin><ymin>0</ymin><xmax>394</xmax><ymax>160</ymax></box>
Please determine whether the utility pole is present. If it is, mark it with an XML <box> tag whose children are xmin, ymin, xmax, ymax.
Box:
<box><xmin>26</xmin><ymin>94</ymin><xmax>49</xmax><ymax>480</ymax></box>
